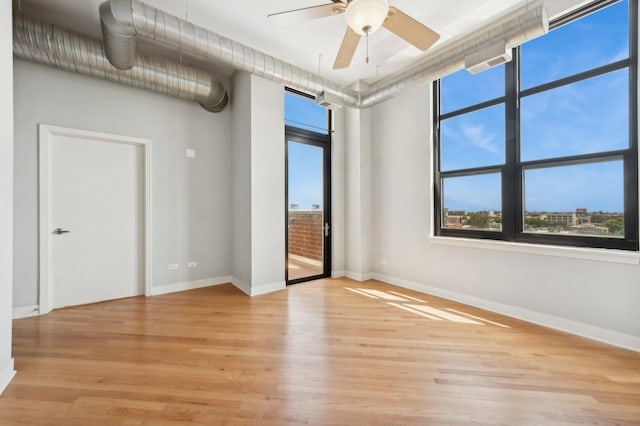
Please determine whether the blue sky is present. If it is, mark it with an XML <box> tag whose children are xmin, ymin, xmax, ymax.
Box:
<box><xmin>285</xmin><ymin>93</ymin><xmax>327</xmax><ymax>210</ymax></box>
<box><xmin>285</xmin><ymin>1</ymin><xmax>630</xmax><ymax>214</ymax></box>
<box><xmin>288</xmin><ymin>141</ymin><xmax>324</xmax><ymax>210</ymax></box>
<box><xmin>441</xmin><ymin>0</ymin><xmax>629</xmax><ymax>213</ymax></box>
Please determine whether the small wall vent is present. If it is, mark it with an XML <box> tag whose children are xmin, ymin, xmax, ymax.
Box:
<box><xmin>315</xmin><ymin>92</ymin><xmax>345</xmax><ymax>110</ymax></box>
<box><xmin>465</xmin><ymin>41</ymin><xmax>512</xmax><ymax>74</ymax></box>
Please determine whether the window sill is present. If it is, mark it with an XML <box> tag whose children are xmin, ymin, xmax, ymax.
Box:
<box><xmin>430</xmin><ymin>236</ymin><xmax>640</xmax><ymax>264</ymax></box>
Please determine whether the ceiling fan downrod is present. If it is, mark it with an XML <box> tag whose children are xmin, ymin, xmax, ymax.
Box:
<box><xmin>364</xmin><ymin>25</ymin><xmax>371</xmax><ymax>64</ymax></box>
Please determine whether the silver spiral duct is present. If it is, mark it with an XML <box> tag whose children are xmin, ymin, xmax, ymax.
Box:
<box><xmin>359</xmin><ymin>2</ymin><xmax>548</xmax><ymax>108</ymax></box>
<box><xmin>13</xmin><ymin>14</ymin><xmax>228</xmax><ymax>113</ymax></box>
<box><xmin>100</xmin><ymin>0</ymin><xmax>362</xmax><ymax>108</ymax></box>
<box><xmin>100</xmin><ymin>0</ymin><xmax>547</xmax><ymax>109</ymax></box>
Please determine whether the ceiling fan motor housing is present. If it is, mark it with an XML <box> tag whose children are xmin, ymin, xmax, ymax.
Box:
<box><xmin>345</xmin><ymin>0</ymin><xmax>390</xmax><ymax>35</ymax></box>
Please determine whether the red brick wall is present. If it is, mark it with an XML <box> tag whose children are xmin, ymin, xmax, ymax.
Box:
<box><xmin>288</xmin><ymin>211</ymin><xmax>323</xmax><ymax>261</ymax></box>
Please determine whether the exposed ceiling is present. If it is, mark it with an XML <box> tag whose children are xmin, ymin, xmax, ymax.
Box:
<box><xmin>14</xmin><ymin>0</ymin><xmax>590</xmax><ymax>87</ymax></box>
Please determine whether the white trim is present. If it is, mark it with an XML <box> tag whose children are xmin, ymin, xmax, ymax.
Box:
<box><xmin>231</xmin><ymin>276</ymin><xmax>251</xmax><ymax>296</ymax></box>
<box><xmin>13</xmin><ymin>305</ymin><xmax>39</xmax><ymax>319</ymax></box>
<box><xmin>251</xmin><ymin>281</ymin><xmax>286</xmax><ymax>296</ymax></box>
<box><xmin>150</xmin><ymin>276</ymin><xmax>231</xmax><ymax>296</ymax></box>
<box><xmin>372</xmin><ymin>272</ymin><xmax>640</xmax><ymax>353</ymax></box>
<box><xmin>345</xmin><ymin>271</ymin><xmax>374</xmax><ymax>282</ymax></box>
<box><xmin>231</xmin><ymin>277</ymin><xmax>286</xmax><ymax>296</ymax></box>
<box><xmin>0</xmin><ymin>358</ymin><xmax>16</xmax><ymax>396</ymax></box>
<box><xmin>38</xmin><ymin>124</ymin><xmax>153</xmax><ymax>314</ymax></box>
<box><xmin>430</xmin><ymin>236</ymin><xmax>640</xmax><ymax>265</ymax></box>
<box><xmin>331</xmin><ymin>270</ymin><xmax>346</xmax><ymax>278</ymax></box>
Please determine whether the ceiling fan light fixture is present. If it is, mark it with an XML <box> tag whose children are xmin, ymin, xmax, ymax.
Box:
<box><xmin>345</xmin><ymin>0</ymin><xmax>389</xmax><ymax>35</ymax></box>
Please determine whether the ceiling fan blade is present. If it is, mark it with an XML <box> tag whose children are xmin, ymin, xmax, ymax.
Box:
<box><xmin>383</xmin><ymin>7</ymin><xmax>440</xmax><ymax>51</ymax></box>
<box><xmin>268</xmin><ymin>3</ymin><xmax>346</xmax><ymax>26</ymax></box>
<box><xmin>333</xmin><ymin>27</ymin><xmax>361</xmax><ymax>69</ymax></box>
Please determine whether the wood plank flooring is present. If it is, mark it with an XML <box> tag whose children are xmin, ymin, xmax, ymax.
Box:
<box><xmin>2</xmin><ymin>278</ymin><xmax>639</xmax><ymax>425</ymax></box>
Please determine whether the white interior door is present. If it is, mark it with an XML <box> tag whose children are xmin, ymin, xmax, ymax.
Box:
<box><xmin>49</xmin><ymin>132</ymin><xmax>144</xmax><ymax>309</ymax></box>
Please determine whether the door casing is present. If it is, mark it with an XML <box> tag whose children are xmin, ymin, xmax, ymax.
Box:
<box><xmin>38</xmin><ymin>124</ymin><xmax>152</xmax><ymax>314</ymax></box>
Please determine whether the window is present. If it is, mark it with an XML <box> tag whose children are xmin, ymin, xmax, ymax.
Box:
<box><xmin>285</xmin><ymin>90</ymin><xmax>329</xmax><ymax>134</ymax></box>
<box><xmin>434</xmin><ymin>0</ymin><xmax>638</xmax><ymax>250</ymax></box>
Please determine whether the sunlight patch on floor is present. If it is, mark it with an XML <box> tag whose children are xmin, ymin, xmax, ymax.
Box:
<box><xmin>446</xmin><ymin>308</ymin><xmax>510</xmax><ymax>328</ymax></box>
<box><xmin>354</xmin><ymin>288</ymin><xmax>408</xmax><ymax>301</ymax></box>
<box><xmin>404</xmin><ymin>304</ymin><xmax>482</xmax><ymax>324</ymax></box>
<box><xmin>387</xmin><ymin>302</ymin><xmax>443</xmax><ymax>320</ymax></box>
<box><xmin>387</xmin><ymin>290</ymin><xmax>426</xmax><ymax>303</ymax></box>
<box><xmin>344</xmin><ymin>287</ymin><xmax>379</xmax><ymax>299</ymax></box>
<box><xmin>344</xmin><ymin>287</ymin><xmax>511</xmax><ymax>328</ymax></box>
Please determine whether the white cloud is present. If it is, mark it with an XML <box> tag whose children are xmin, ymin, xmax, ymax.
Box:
<box><xmin>460</xmin><ymin>124</ymin><xmax>499</xmax><ymax>154</ymax></box>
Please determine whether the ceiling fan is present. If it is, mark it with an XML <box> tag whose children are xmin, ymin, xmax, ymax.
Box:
<box><xmin>268</xmin><ymin>0</ymin><xmax>440</xmax><ymax>70</ymax></box>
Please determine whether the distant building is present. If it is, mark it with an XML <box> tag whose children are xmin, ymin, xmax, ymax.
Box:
<box><xmin>592</xmin><ymin>213</ymin><xmax>622</xmax><ymax>223</ymax></box>
<box><xmin>546</xmin><ymin>213</ymin><xmax>577</xmax><ymax>226</ymax></box>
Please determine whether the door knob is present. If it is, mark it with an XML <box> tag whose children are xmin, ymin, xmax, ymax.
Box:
<box><xmin>53</xmin><ymin>228</ymin><xmax>70</xmax><ymax>235</ymax></box>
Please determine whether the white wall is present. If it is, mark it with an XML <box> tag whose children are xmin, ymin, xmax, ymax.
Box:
<box><xmin>344</xmin><ymin>107</ymin><xmax>373</xmax><ymax>280</ymax></box>
<box><xmin>230</xmin><ymin>71</ymin><xmax>252</xmax><ymax>286</ymax></box>
<box><xmin>249</xmin><ymin>75</ymin><xmax>285</xmax><ymax>292</ymax></box>
<box><xmin>331</xmin><ymin>108</ymin><xmax>346</xmax><ymax>276</ymax></box>
<box><xmin>369</xmin><ymin>85</ymin><xmax>640</xmax><ymax>350</ymax></box>
<box><xmin>0</xmin><ymin>1</ymin><xmax>16</xmax><ymax>394</ymax></box>
<box><xmin>230</xmin><ymin>72</ymin><xmax>286</xmax><ymax>296</ymax></box>
<box><xmin>13</xmin><ymin>60</ymin><xmax>232</xmax><ymax>307</ymax></box>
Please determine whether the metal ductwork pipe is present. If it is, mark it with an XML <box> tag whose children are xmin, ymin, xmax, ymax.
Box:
<box><xmin>100</xmin><ymin>0</ymin><xmax>548</xmax><ymax>109</ymax></box>
<box><xmin>359</xmin><ymin>2</ymin><xmax>548</xmax><ymax>108</ymax></box>
<box><xmin>100</xmin><ymin>0</ymin><xmax>362</xmax><ymax>108</ymax></box>
<box><xmin>13</xmin><ymin>14</ymin><xmax>228</xmax><ymax>113</ymax></box>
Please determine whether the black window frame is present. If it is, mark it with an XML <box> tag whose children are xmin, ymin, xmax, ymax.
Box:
<box><xmin>284</xmin><ymin>87</ymin><xmax>333</xmax><ymax>284</ymax></box>
<box><xmin>434</xmin><ymin>0</ymin><xmax>639</xmax><ymax>251</ymax></box>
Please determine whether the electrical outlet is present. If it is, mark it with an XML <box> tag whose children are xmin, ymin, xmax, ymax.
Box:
<box><xmin>380</xmin><ymin>259</ymin><xmax>388</xmax><ymax>266</ymax></box>
<box><xmin>168</xmin><ymin>264</ymin><xmax>179</xmax><ymax>270</ymax></box>
<box><xmin>186</xmin><ymin>149</ymin><xmax>196</xmax><ymax>158</ymax></box>
<box><xmin>187</xmin><ymin>261</ymin><xmax>197</xmax><ymax>268</ymax></box>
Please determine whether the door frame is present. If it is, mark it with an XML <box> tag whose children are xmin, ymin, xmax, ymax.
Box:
<box><xmin>38</xmin><ymin>124</ymin><xmax>152</xmax><ymax>314</ymax></box>
<box><xmin>285</xmin><ymin>125</ymin><xmax>332</xmax><ymax>284</ymax></box>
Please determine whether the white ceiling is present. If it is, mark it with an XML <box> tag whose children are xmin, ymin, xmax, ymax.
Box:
<box><xmin>14</xmin><ymin>0</ymin><xmax>590</xmax><ymax>87</ymax></box>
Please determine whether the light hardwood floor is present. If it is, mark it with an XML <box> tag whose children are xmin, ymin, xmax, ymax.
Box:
<box><xmin>2</xmin><ymin>278</ymin><xmax>639</xmax><ymax>425</ymax></box>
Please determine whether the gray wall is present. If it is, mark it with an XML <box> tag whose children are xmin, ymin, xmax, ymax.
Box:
<box><xmin>367</xmin><ymin>85</ymin><xmax>640</xmax><ymax>347</ymax></box>
<box><xmin>13</xmin><ymin>59</ymin><xmax>232</xmax><ymax>307</ymax></box>
<box><xmin>344</xmin><ymin>107</ymin><xmax>373</xmax><ymax>280</ymax></box>
<box><xmin>230</xmin><ymin>71</ymin><xmax>252</xmax><ymax>286</ymax></box>
<box><xmin>249</xmin><ymin>75</ymin><xmax>285</xmax><ymax>290</ymax></box>
<box><xmin>330</xmin><ymin>108</ymin><xmax>346</xmax><ymax>276</ymax></box>
<box><xmin>230</xmin><ymin>71</ymin><xmax>285</xmax><ymax>294</ymax></box>
<box><xmin>0</xmin><ymin>1</ymin><xmax>15</xmax><ymax>393</ymax></box>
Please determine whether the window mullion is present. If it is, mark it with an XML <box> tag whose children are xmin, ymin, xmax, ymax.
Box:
<box><xmin>433</xmin><ymin>81</ymin><xmax>443</xmax><ymax>235</ymax></box>
<box><xmin>503</xmin><ymin>47</ymin><xmax>520</xmax><ymax>239</ymax></box>
<box><xmin>624</xmin><ymin>0</ymin><xmax>639</xmax><ymax>247</ymax></box>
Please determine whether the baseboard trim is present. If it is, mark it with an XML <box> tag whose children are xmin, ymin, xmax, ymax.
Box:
<box><xmin>0</xmin><ymin>358</ymin><xmax>16</xmax><ymax>396</ymax></box>
<box><xmin>331</xmin><ymin>270</ymin><xmax>346</xmax><ymax>278</ymax></box>
<box><xmin>345</xmin><ymin>271</ymin><xmax>374</xmax><ymax>282</ymax></box>
<box><xmin>150</xmin><ymin>276</ymin><xmax>231</xmax><ymax>296</ymax></box>
<box><xmin>231</xmin><ymin>277</ymin><xmax>251</xmax><ymax>296</ymax></box>
<box><xmin>231</xmin><ymin>277</ymin><xmax>286</xmax><ymax>297</ymax></box>
<box><xmin>252</xmin><ymin>281</ymin><xmax>286</xmax><ymax>296</ymax></box>
<box><xmin>372</xmin><ymin>273</ymin><xmax>640</xmax><ymax>353</ymax></box>
<box><xmin>13</xmin><ymin>305</ymin><xmax>39</xmax><ymax>319</ymax></box>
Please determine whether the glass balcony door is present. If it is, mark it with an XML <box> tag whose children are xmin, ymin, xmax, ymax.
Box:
<box><xmin>286</xmin><ymin>128</ymin><xmax>331</xmax><ymax>284</ymax></box>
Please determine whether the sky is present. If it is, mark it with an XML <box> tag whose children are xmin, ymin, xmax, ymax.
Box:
<box><xmin>285</xmin><ymin>93</ymin><xmax>327</xmax><ymax>210</ymax></box>
<box><xmin>441</xmin><ymin>0</ymin><xmax>629</xmax><ymax>213</ymax></box>
<box><xmin>285</xmin><ymin>0</ymin><xmax>630</xmax><ymax>214</ymax></box>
